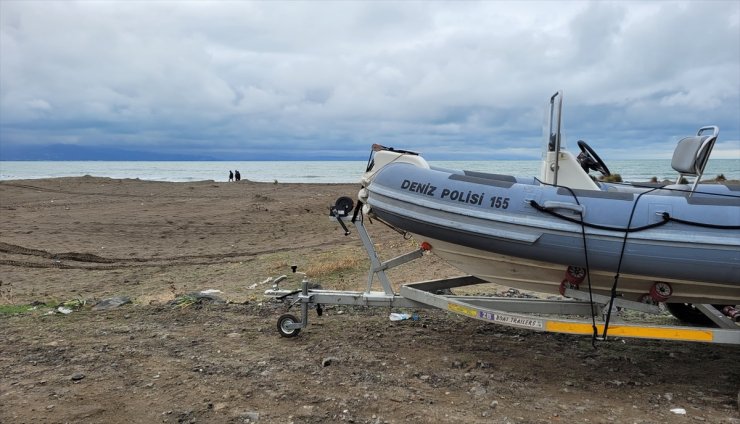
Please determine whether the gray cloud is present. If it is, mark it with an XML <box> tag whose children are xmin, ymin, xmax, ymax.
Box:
<box><xmin>1</xmin><ymin>1</ymin><xmax>738</xmax><ymax>160</ymax></box>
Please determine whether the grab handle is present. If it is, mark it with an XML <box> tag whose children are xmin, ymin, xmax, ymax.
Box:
<box><xmin>542</xmin><ymin>201</ymin><xmax>584</xmax><ymax>215</ymax></box>
<box><xmin>697</xmin><ymin>126</ymin><xmax>718</xmax><ymax>137</ymax></box>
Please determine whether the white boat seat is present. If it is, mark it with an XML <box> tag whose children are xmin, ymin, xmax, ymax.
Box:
<box><xmin>672</xmin><ymin>136</ymin><xmax>712</xmax><ymax>175</ymax></box>
<box><xmin>670</xmin><ymin>126</ymin><xmax>718</xmax><ymax>192</ymax></box>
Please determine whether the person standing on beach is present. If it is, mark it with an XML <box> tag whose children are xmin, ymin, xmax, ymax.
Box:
<box><xmin>235</xmin><ymin>170</ymin><xmax>241</xmax><ymax>181</ymax></box>
<box><xmin>229</xmin><ymin>170</ymin><xmax>234</xmax><ymax>182</ymax></box>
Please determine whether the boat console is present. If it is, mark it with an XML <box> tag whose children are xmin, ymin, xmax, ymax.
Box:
<box><xmin>538</xmin><ymin>92</ymin><xmax>603</xmax><ymax>191</ymax></box>
<box><xmin>539</xmin><ymin>92</ymin><xmax>722</xmax><ymax>197</ymax></box>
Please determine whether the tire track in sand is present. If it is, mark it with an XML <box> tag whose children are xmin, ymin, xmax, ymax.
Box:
<box><xmin>0</xmin><ymin>240</ymin><xmax>340</xmax><ymax>270</ymax></box>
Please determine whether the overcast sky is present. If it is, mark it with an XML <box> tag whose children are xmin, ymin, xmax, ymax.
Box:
<box><xmin>1</xmin><ymin>1</ymin><xmax>738</xmax><ymax>161</ymax></box>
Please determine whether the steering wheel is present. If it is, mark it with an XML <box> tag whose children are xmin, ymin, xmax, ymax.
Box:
<box><xmin>576</xmin><ymin>140</ymin><xmax>611</xmax><ymax>177</ymax></box>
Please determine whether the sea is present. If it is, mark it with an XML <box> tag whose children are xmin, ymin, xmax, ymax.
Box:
<box><xmin>1</xmin><ymin>159</ymin><xmax>738</xmax><ymax>184</ymax></box>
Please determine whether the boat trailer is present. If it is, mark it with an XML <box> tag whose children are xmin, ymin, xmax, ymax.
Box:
<box><xmin>264</xmin><ymin>202</ymin><xmax>740</xmax><ymax>346</ymax></box>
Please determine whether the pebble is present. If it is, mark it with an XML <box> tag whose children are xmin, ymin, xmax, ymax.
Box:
<box><xmin>70</xmin><ymin>373</ymin><xmax>85</xmax><ymax>382</ymax></box>
<box><xmin>470</xmin><ymin>386</ymin><xmax>487</xmax><ymax>397</ymax></box>
<box><xmin>296</xmin><ymin>405</ymin><xmax>316</xmax><ymax>417</ymax></box>
<box><xmin>322</xmin><ymin>357</ymin><xmax>339</xmax><ymax>367</ymax></box>
<box><xmin>476</xmin><ymin>360</ymin><xmax>492</xmax><ymax>369</ymax></box>
<box><xmin>239</xmin><ymin>411</ymin><xmax>260</xmax><ymax>422</ymax></box>
<box><xmin>92</xmin><ymin>296</ymin><xmax>132</xmax><ymax>311</ymax></box>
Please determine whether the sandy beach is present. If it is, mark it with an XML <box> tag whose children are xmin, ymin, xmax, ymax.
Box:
<box><xmin>1</xmin><ymin>177</ymin><xmax>738</xmax><ymax>423</ymax></box>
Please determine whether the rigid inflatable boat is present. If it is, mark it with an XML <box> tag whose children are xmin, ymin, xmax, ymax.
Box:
<box><xmin>358</xmin><ymin>92</ymin><xmax>740</xmax><ymax>308</ymax></box>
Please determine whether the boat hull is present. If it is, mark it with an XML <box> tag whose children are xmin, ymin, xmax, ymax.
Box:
<box><xmin>404</xmin><ymin>234</ymin><xmax>740</xmax><ymax>304</ymax></box>
<box><xmin>365</xmin><ymin>162</ymin><xmax>740</xmax><ymax>305</ymax></box>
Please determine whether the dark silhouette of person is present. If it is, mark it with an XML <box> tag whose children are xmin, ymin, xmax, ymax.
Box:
<box><xmin>229</xmin><ymin>170</ymin><xmax>234</xmax><ymax>182</ymax></box>
<box><xmin>235</xmin><ymin>170</ymin><xmax>241</xmax><ymax>181</ymax></box>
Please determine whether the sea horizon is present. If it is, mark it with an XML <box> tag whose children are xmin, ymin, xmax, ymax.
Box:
<box><xmin>1</xmin><ymin>159</ymin><xmax>738</xmax><ymax>184</ymax></box>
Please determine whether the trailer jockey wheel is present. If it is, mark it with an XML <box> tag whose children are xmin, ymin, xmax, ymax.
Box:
<box><xmin>649</xmin><ymin>282</ymin><xmax>673</xmax><ymax>302</ymax></box>
<box><xmin>277</xmin><ymin>313</ymin><xmax>301</xmax><ymax>338</ymax></box>
<box><xmin>564</xmin><ymin>266</ymin><xmax>586</xmax><ymax>285</ymax></box>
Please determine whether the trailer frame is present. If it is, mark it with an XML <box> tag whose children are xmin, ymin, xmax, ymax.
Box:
<box><xmin>265</xmin><ymin>214</ymin><xmax>740</xmax><ymax>345</ymax></box>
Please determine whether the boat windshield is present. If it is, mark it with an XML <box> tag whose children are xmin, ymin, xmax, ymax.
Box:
<box><xmin>543</xmin><ymin>91</ymin><xmax>566</xmax><ymax>157</ymax></box>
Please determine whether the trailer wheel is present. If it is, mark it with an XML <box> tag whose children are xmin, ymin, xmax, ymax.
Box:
<box><xmin>277</xmin><ymin>313</ymin><xmax>301</xmax><ymax>338</ymax></box>
<box><xmin>564</xmin><ymin>266</ymin><xmax>586</xmax><ymax>284</ymax></box>
<box><xmin>649</xmin><ymin>282</ymin><xmax>673</xmax><ymax>302</ymax></box>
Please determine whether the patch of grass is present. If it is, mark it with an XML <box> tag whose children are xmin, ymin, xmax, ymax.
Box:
<box><xmin>61</xmin><ymin>298</ymin><xmax>87</xmax><ymax>309</ymax></box>
<box><xmin>268</xmin><ymin>255</ymin><xmax>291</xmax><ymax>272</ymax></box>
<box><xmin>304</xmin><ymin>253</ymin><xmax>364</xmax><ymax>279</ymax></box>
<box><xmin>45</xmin><ymin>299</ymin><xmax>61</xmax><ymax>308</ymax></box>
<box><xmin>170</xmin><ymin>294</ymin><xmax>199</xmax><ymax>309</ymax></box>
<box><xmin>0</xmin><ymin>304</ymin><xmax>33</xmax><ymax>315</ymax></box>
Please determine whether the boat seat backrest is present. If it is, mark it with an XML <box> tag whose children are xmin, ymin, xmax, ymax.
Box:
<box><xmin>671</xmin><ymin>135</ymin><xmax>713</xmax><ymax>176</ymax></box>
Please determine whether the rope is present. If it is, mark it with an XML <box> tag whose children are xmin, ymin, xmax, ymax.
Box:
<box><xmin>662</xmin><ymin>213</ymin><xmax>740</xmax><ymax>230</ymax></box>
<box><xmin>528</xmin><ymin>200</ymin><xmax>670</xmax><ymax>232</ymax></box>
<box><xmin>530</xmin><ymin>181</ymin><xmax>738</xmax><ymax>341</ymax></box>
<box><xmin>531</xmin><ymin>182</ymin><xmax>600</xmax><ymax>346</ymax></box>
<box><xmin>566</xmin><ymin>190</ymin><xmax>600</xmax><ymax>347</ymax></box>
<box><xmin>599</xmin><ymin>187</ymin><xmax>660</xmax><ymax>340</ymax></box>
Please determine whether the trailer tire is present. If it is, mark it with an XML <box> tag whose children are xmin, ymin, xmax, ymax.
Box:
<box><xmin>277</xmin><ymin>313</ymin><xmax>301</xmax><ymax>338</ymax></box>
